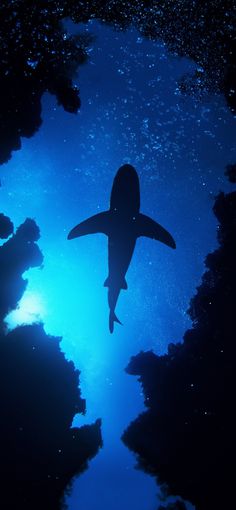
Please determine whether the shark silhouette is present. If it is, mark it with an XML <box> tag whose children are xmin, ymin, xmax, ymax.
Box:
<box><xmin>68</xmin><ymin>164</ymin><xmax>176</xmax><ymax>333</ymax></box>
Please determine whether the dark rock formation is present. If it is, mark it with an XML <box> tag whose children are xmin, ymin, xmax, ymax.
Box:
<box><xmin>123</xmin><ymin>191</ymin><xmax>236</xmax><ymax>510</ymax></box>
<box><xmin>0</xmin><ymin>216</ymin><xmax>102</xmax><ymax>509</ymax></box>
<box><xmin>158</xmin><ymin>503</ymin><xmax>187</xmax><ymax>510</ymax></box>
<box><xmin>0</xmin><ymin>2</ymin><xmax>89</xmax><ymax>165</ymax></box>
<box><xmin>225</xmin><ymin>163</ymin><xmax>236</xmax><ymax>183</ymax></box>
<box><xmin>0</xmin><ymin>217</ymin><xmax>43</xmax><ymax>324</ymax></box>
<box><xmin>0</xmin><ymin>212</ymin><xmax>14</xmax><ymax>239</ymax></box>
<box><xmin>0</xmin><ymin>1</ymin><xmax>235</xmax><ymax>164</ymax></box>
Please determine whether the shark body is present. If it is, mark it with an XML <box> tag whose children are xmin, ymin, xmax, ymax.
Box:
<box><xmin>68</xmin><ymin>164</ymin><xmax>176</xmax><ymax>332</ymax></box>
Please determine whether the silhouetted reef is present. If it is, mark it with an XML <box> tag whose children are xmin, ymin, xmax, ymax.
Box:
<box><xmin>0</xmin><ymin>213</ymin><xmax>13</xmax><ymax>238</ymax></box>
<box><xmin>159</xmin><ymin>503</ymin><xmax>187</xmax><ymax>510</ymax></box>
<box><xmin>0</xmin><ymin>215</ymin><xmax>102</xmax><ymax>509</ymax></box>
<box><xmin>225</xmin><ymin>163</ymin><xmax>236</xmax><ymax>183</ymax></box>
<box><xmin>122</xmin><ymin>191</ymin><xmax>236</xmax><ymax>510</ymax></box>
<box><xmin>0</xmin><ymin>217</ymin><xmax>43</xmax><ymax>325</ymax></box>
<box><xmin>0</xmin><ymin>1</ymin><xmax>235</xmax><ymax>164</ymax></box>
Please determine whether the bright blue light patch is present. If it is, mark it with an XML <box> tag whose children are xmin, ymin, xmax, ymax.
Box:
<box><xmin>6</xmin><ymin>290</ymin><xmax>46</xmax><ymax>328</ymax></box>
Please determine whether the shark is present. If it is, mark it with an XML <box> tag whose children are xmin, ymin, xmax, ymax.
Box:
<box><xmin>68</xmin><ymin>164</ymin><xmax>176</xmax><ymax>333</ymax></box>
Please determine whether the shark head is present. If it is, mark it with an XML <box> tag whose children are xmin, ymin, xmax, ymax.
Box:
<box><xmin>110</xmin><ymin>164</ymin><xmax>140</xmax><ymax>216</ymax></box>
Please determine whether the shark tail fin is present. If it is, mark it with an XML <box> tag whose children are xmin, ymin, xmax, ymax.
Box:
<box><xmin>109</xmin><ymin>311</ymin><xmax>122</xmax><ymax>333</ymax></box>
<box><xmin>104</xmin><ymin>277</ymin><xmax>128</xmax><ymax>290</ymax></box>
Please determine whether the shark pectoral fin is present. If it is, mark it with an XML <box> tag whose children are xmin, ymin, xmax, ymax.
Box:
<box><xmin>137</xmin><ymin>213</ymin><xmax>176</xmax><ymax>249</ymax></box>
<box><xmin>68</xmin><ymin>211</ymin><xmax>111</xmax><ymax>240</ymax></box>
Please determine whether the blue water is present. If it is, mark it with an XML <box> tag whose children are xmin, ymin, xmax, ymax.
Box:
<box><xmin>1</xmin><ymin>21</ymin><xmax>235</xmax><ymax>510</ymax></box>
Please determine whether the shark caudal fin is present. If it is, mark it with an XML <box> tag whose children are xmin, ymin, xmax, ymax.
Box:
<box><xmin>137</xmin><ymin>213</ymin><xmax>176</xmax><ymax>249</ymax></box>
<box><xmin>109</xmin><ymin>311</ymin><xmax>122</xmax><ymax>333</ymax></box>
<box><xmin>104</xmin><ymin>277</ymin><xmax>128</xmax><ymax>290</ymax></box>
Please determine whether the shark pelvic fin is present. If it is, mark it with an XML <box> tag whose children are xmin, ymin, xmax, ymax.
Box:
<box><xmin>104</xmin><ymin>276</ymin><xmax>110</xmax><ymax>287</ymax></box>
<box><xmin>104</xmin><ymin>277</ymin><xmax>128</xmax><ymax>290</ymax></box>
<box><xmin>121</xmin><ymin>279</ymin><xmax>128</xmax><ymax>290</ymax></box>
